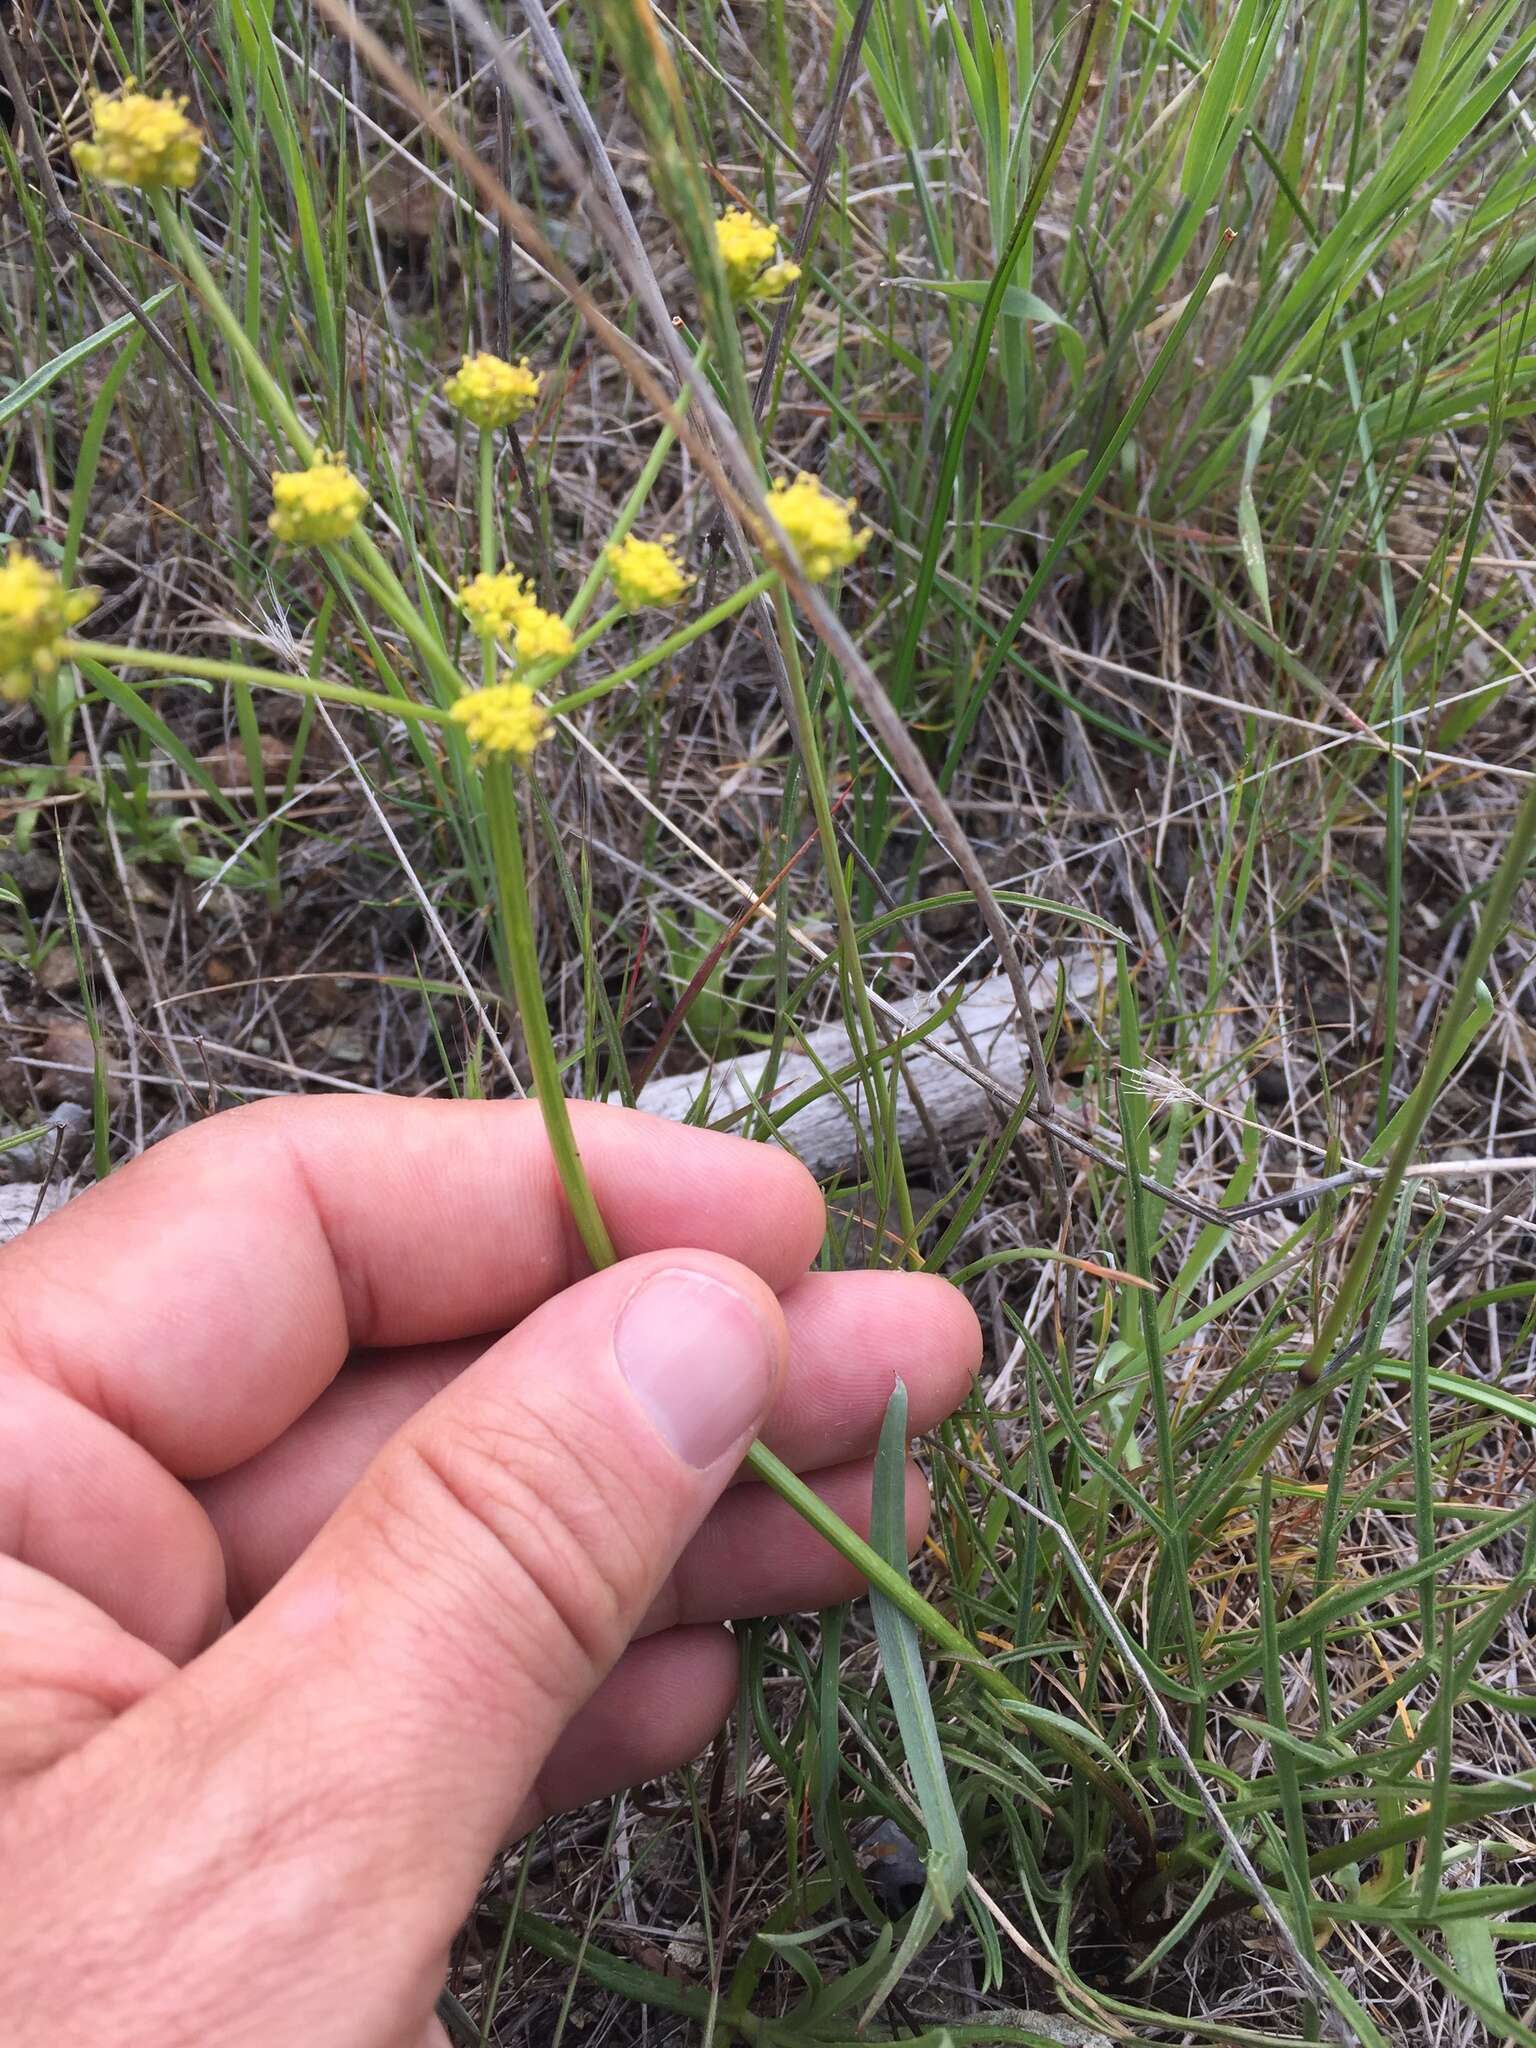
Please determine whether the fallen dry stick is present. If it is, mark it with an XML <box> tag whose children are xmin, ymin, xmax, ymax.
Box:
<box><xmin>636</xmin><ymin>957</ymin><xmax>1102</xmax><ymax>1180</ymax></box>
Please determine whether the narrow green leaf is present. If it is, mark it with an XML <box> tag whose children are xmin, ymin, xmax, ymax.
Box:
<box><xmin>0</xmin><ymin>290</ymin><xmax>173</xmax><ymax>431</ymax></box>
<box><xmin>862</xmin><ymin>1382</ymin><xmax>967</xmax><ymax>2021</ymax></box>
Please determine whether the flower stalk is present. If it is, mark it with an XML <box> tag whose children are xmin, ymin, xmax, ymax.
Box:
<box><xmin>478</xmin><ymin>730</ymin><xmax>968</xmax><ymax>1665</ymax></box>
<box><xmin>547</xmin><ymin>569</ymin><xmax>776</xmax><ymax>716</ymax></box>
<box><xmin>60</xmin><ymin>638</ymin><xmax>449</xmax><ymax>728</ymax></box>
<box><xmin>480</xmin><ymin>756</ymin><xmax>617</xmax><ymax>1268</ymax></box>
<box><xmin>478</xmin><ymin>431</ymin><xmax>497</xmax><ymax>689</ymax></box>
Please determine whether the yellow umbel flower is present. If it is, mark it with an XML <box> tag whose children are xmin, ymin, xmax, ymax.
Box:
<box><xmin>73</xmin><ymin>86</ymin><xmax>203</xmax><ymax>191</ymax></box>
<box><xmin>450</xmin><ymin>683</ymin><xmax>548</xmax><ymax>759</ymax></box>
<box><xmin>513</xmin><ymin>602</ymin><xmax>574</xmax><ymax>666</ymax></box>
<box><xmin>715</xmin><ymin>208</ymin><xmax>800</xmax><ymax>305</ymax></box>
<box><xmin>458</xmin><ymin>571</ymin><xmax>571</xmax><ymax>664</ymax></box>
<box><xmin>606</xmin><ymin>533</ymin><xmax>693</xmax><ymax>612</ymax></box>
<box><xmin>459</xmin><ymin>570</ymin><xmax>537</xmax><ymax>642</ymax></box>
<box><xmin>444</xmin><ymin>353</ymin><xmax>542</xmax><ymax>429</ymax></box>
<box><xmin>267</xmin><ymin>460</ymin><xmax>369</xmax><ymax>546</ymax></box>
<box><xmin>0</xmin><ymin>553</ymin><xmax>97</xmax><ymax>702</ymax></box>
<box><xmin>767</xmin><ymin>472</ymin><xmax>870</xmax><ymax>583</ymax></box>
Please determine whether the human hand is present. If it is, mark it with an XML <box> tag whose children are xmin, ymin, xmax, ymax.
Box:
<box><xmin>0</xmin><ymin>1098</ymin><xmax>979</xmax><ymax>2045</ymax></box>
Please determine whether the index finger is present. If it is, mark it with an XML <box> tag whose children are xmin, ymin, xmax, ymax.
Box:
<box><xmin>0</xmin><ymin>1097</ymin><xmax>824</xmax><ymax>1478</ymax></box>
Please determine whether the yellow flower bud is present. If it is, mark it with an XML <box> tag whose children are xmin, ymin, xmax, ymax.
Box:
<box><xmin>767</xmin><ymin>473</ymin><xmax>870</xmax><ymax>583</ymax></box>
<box><xmin>458</xmin><ymin>571</ymin><xmax>570</xmax><ymax>667</ymax></box>
<box><xmin>513</xmin><ymin>602</ymin><xmax>574</xmax><ymax>667</ymax></box>
<box><xmin>0</xmin><ymin>552</ymin><xmax>97</xmax><ymax>702</ymax></box>
<box><xmin>449</xmin><ymin>683</ymin><xmax>549</xmax><ymax>759</ymax></box>
<box><xmin>72</xmin><ymin>86</ymin><xmax>203</xmax><ymax>191</ymax></box>
<box><xmin>267</xmin><ymin>461</ymin><xmax>368</xmax><ymax>547</ymax></box>
<box><xmin>605</xmin><ymin>534</ymin><xmax>693</xmax><ymax>612</ymax></box>
<box><xmin>715</xmin><ymin>209</ymin><xmax>800</xmax><ymax>305</ymax></box>
<box><xmin>444</xmin><ymin>353</ymin><xmax>542</xmax><ymax>430</ymax></box>
<box><xmin>459</xmin><ymin>571</ymin><xmax>538</xmax><ymax>643</ymax></box>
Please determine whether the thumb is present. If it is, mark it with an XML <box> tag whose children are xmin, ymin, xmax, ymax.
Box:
<box><xmin>224</xmin><ymin>1248</ymin><xmax>786</xmax><ymax>1838</ymax></box>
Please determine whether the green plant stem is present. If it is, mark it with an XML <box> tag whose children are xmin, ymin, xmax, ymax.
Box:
<box><xmin>560</xmin><ymin>606</ymin><xmax>625</xmax><ymax>665</ymax></box>
<box><xmin>478</xmin><ymin>429</ymin><xmax>497</xmax><ymax>579</ymax></box>
<box><xmin>771</xmin><ymin>581</ymin><xmax>916</xmax><ymax>1251</ymax></box>
<box><xmin>481</xmin><ymin>756</ymin><xmax>618</xmax><ymax>1267</ymax></box>
<box><xmin>153</xmin><ymin>193</ymin><xmax>313</xmax><ymax>461</ymax></box>
<box><xmin>476</xmin><ymin>753</ymin><xmax>1027</xmax><ymax>1715</ymax></box>
<box><xmin>155</xmin><ymin>192</ymin><xmax>463</xmax><ymax>700</ymax></box>
<box><xmin>564</xmin><ymin>337</ymin><xmax>708</xmax><ymax>629</ymax></box>
<box><xmin>340</xmin><ymin>559</ymin><xmax>467</xmax><ymax>705</ymax></box>
<box><xmin>742</xmin><ymin>1440</ymin><xmax>1007</xmax><ymax>1690</ymax></box>
<box><xmin>61</xmin><ymin>638</ymin><xmax>448</xmax><ymax>728</ymax></box>
<box><xmin>546</xmin><ymin>569</ymin><xmax>776</xmax><ymax>717</ymax></box>
<box><xmin>478</xmin><ymin>430</ymin><xmax>497</xmax><ymax>689</ymax></box>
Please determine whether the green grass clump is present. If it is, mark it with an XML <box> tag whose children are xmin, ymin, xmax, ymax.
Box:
<box><xmin>5</xmin><ymin>0</ymin><xmax>1536</xmax><ymax>2040</ymax></box>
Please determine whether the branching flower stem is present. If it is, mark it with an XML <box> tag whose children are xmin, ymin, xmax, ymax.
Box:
<box><xmin>476</xmin><ymin>745</ymin><xmax>1020</xmax><ymax>1697</ymax></box>
<box><xmin>137</xmin><ymin>189</ymin><xmax>983</xmax><ymax>1714</ymax></box>
<box><xmin>480</xmin><ymin>756</ymin><xmax>618</xmax><ymax>1265</ymax></box>
<box><xmin>546</xmin><ymin>571</ymin><xmax>776</xmax><ymax>717</ymax></box>
<box><xmin>61</xmin><ymin>638</ymin><xmax>448</xmax><ymax>728</ymax></box>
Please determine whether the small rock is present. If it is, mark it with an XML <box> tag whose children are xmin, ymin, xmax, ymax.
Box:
<box><xmin>35</xmin><ymin>947</ymin><xmax>81</xmax><ymax>995</ymax></box>
<box><xmin>664</xmin><ymin>1921</ymin><xmax>706</xmax><ymax>1975</ymax></box>
<box><xmin>859</xmin><ymin>1819</ymin><xmax>927</xmax><ymax>1913</ymax></box>
<box><xmin>125</xmin><ymin>868</ymin><xmax>170</xmax><ymax>909</ymax></box>
<box><xmin>0</xmin><ymin>1181</ymin><xmax>68</xmax><ymax>1246</ymax></box>
<box><xmin>1253</xmin><ymin>1060</ymin><xmax>1291</xmax><ymax>1107</ymax></box>
<box><xmin>1</xmin><ymin>843</ymin><xmax>60</xmax><ymax>905</ymax></box>
<box><xmin>302</xmin><ymin>1025</ymin><xmax>371</xmax><ymax>1067</ymax></box>
<box><xmin>36</xmin><ymin>1018</ymin><xmax>117</xmax><ymax>1107</ymax></box>
<box><xmin>544</xmin><ymin>215</ymin><xmax>595</xmax><ymax>273</ymax></box>
<box><xmin>0</xmin><ymin>1103</ymin><xmax>93</xmax><ymax>1182</ymax></box>
<box><xmin>369</xmin><ymin>160</ymin><xmax>448</xmax><ymax>244</ymax></box>
<box><xmin>197</xmin><ymin>734</ymin><xmax>291</xmax><ymax>790</ymax></box>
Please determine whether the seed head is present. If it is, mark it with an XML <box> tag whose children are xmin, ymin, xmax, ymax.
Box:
<box><xmin>767</xmin><ymin>472</ymin><xmax>870</xmax><ymax>583</ymax></box>
<box><xmin>513</xmin><ymin>602</ymin><xmax>573</xmax><ymax>667</ymax></box>
<box><xmin>715</xmin><ymin>209</ymin><xmax>800</xmax><ymax>305</ymax></box>
<box><xmin>459</xmin><ymin>571</ymin><xmax>538</xmax><ymax>643</ymax></box>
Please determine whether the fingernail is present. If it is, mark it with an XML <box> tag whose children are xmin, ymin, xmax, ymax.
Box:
<box><xmin>615</xmin><ymin>1269</ymin><xmax>777</xmax><ymax>1469</ymax></box>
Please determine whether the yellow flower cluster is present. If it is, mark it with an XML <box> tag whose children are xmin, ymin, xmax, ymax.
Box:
<box><xmin>0</xmin><ymin>553</ymin><xmax>97</xmax><ymax>702</ymax></box>
<box><xmin>444</xmin><ymin>353</ymin><xmax>542</xmax><ymax>430</ymax></box>
<box><xmin>458</xmin><ymin>571</ymin><xmax>536</xmax><ymax>642</ymax></box>
<box><xmin>73</xmin><ymin>86</ymin><xmax>203</xmax><ymax>191</ymax></box>
<box><xmin>715</xmin><ymin>208</ymin><xmax>799</xmax><ymax>305</ymax></box>
<box><xmin>513</xmin><ymin>604</ymin><xmax>573</xmax><ymax>665</ymax></box>
<box><xmin>458</xmin><ymin>572</ymin><xmax>573</xmax><ymax>667</ymax></box>
<box><xmin>267</xmin><ymin>461</ymin><xmax>369</xmax><ymax>547</ymax></box>
<box><xmin>768</xmin><ymin>473</ymin><xmax>870</xmax><ymax>583</ymax></box>
<box><xmin>450</xmin><ymin>682</ymin><xmax>548</xmax><ymax>759</ymax></box>
<box><xmin>605</xmin><ymin>534</ymin><xmax>693</xmax><ymax>612</ymax></box>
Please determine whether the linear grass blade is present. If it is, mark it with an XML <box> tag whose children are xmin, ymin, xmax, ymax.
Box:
<box><xmin>861</xmin><ymin>1381</ymin><xmax>967</xmax><ymax>2023</ymax></box>
<box><xmin>0</xmin><ymin>290</ymin><xmax>173</xmax><ymax>431</ymax></box>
